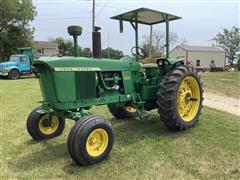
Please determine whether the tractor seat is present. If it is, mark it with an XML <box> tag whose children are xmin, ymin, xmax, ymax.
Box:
<box><xmin>141</xmin><ymin>63</ymin><xmax>158</xmax><ymax>68</ymax></box>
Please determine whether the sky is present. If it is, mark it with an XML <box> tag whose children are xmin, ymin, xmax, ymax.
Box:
<box><xmin>31</xmin><ymin>0</ymin><xmax>239</xmax><ymax>54</ymax></box>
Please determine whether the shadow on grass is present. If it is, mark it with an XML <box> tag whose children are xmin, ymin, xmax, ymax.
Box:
<box><xmin>10</xmin><ymin>112</ymin><xmax>192</xmax><ymax>174</ymax></box>
<box><xmin>0</xmin><ymin>75</ymin><xmax>36</xmax><ymax>80</ymax></box>
<box><xmin>24</xmin><ymin>139</ymin><xmax>39</xmax><ymax>145</ymax></box>
<box><xmin>10</xmin><ymin>142</ymin><xmax>69</xmax><ymax>172</ymax></box>
<box><xmin>110</xmin><ymin>112</ymin><xmax>190</xmax><ymax>146</ymax></box>
<box><xmin>62</xmin><ymin>156</ymin><xmax>112</xmax><ymax>175</ymax></box>
<box><xmin>20</xmin><ymin>76</ymin><xmax>37</xmax><ymax>80</ymax></box>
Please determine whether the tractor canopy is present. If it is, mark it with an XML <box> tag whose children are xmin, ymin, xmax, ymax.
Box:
<box><xmin>111</xmin><ymin>7</ymin><xmax>181</xmax><ymax>25</ymax></box>
<box><xmin>111</xmin><ymin>8</ymin><xmax>181</xmax><ymax>59</ymax></box>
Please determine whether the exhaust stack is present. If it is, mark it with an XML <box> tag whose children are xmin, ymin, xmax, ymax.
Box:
<box><xmin>67</xmin><ymin>25</ymin><xmax>82</xmax><ymax>57</ymax></box>
<box><xmin>92</xmin><ymin>26</ymin><xmax>102</xmax><ymax>58</ymax></box>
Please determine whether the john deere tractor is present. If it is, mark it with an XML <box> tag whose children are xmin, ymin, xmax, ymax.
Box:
<box><xmin>26</xmin><ymin>8</ymin><xmax>203</xmax><ymax>165</ymax></box>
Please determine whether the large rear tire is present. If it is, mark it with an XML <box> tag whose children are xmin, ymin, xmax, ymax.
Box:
<box><xmin>108</xmin><ymin>103</ymin><xmax>138</xmax><ymax>119</ymax></box>
<box><xmin>67</xmin><ymin>115</ymin><xmax>114</xmax><ymax>165</ymax></box>
<box><xmin>157</xmin><ymin>66</ymin><xmax>203</xmax><ymax>131</ymax></box>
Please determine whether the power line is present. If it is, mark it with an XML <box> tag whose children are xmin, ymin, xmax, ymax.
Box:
<box><xmin>95</xmin><ymin>0</ymin><xmax>112</xmax><ymax>17</ymax></box>
<box><xmin>95</xmin><ymin>4</ymin><xmax>130</xmax><ymax>11</ymax></box>
<box><xmin>36</xmin><ymin>16</ymin><xmax>91</xmax><ymax>21</ymax></box>
<box><xmin>37</xmin><ymin>10</ymin><xmax>92</xmax><ymax>16</ymax></box>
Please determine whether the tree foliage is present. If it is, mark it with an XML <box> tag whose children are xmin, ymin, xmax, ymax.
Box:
<box><xmin>51</xmin><ymin>38</ymin><xmax>74</xmax><ymax>56</ymax></box>
<box><xmin>101</xmin><ymin>48</ymin><xmax>124</xmax><ymax>59</ymax></box>
<box><xmin>80</xmin><ymin>47</ymin><xmax>92</xmax><ymax>57</ymax></box>
<box><xmin>212</xmin><ymin>26</ymin><xmax>240</xmax><ymax>66</ymax></box>
<box><xmin>0</xmin><ymin>0</ymin><xmax>36</xmax><ymax>61</ymax></box>
<box><xmin>142</xmin><ymin>30</ymin><xmax>179</xmax><ymax>57</ymax></box>
<box><xmin>51</xmin><ymin>37</ymin><xmax>124</xmax><ymax>59</ymax></box>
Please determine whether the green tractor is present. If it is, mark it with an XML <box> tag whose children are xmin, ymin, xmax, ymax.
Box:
<box><xmin>26</xmin><ymin>8</ymin><xmax>203</xmax><ymax>165</ymax></box>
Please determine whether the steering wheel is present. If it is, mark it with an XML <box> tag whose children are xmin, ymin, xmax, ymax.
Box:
<box><xmin>131</xmin><ymin>47</ymin><xmax>147</xmax><ymax>59</ymax></box>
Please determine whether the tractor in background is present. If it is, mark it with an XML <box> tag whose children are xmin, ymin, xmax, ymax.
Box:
<box><xmin>26</xmin><ymin>8</ymin><xmax>203</xmax><ymax>166</ymax></box>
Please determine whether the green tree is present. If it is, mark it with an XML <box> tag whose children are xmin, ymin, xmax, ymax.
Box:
<box><xmin>0</xmin><ymin>0</ymin><xmax>36</xmax><ymax>61</ymax></box>
<box><xmin>51</xmin><ymin>38</ymin><xmax>75</xmax><ymax>56</ymax></box>
<box><xmin>101</xmin><ymin>47</ymin><xmax>124</xmax><ymax>59</ymax></box>
<box><xmin>142</xmin><ymin>30</ymin><xmax>179</xmax><ymax>57</ymax></box>
<box><xmin>80</xmin><ymin>48</ymin><xmax>92</xmax><ymax>57</ymax></box>
<box><xmin>212</xmin><ymin>26</ymin><xmax>240</xmax><ymax>66</ymax></box>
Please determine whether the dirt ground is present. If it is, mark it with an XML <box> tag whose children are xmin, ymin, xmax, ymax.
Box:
<box><xmin>203</xmin><ymin>90</ymin><xmax>240</xmax><ymax>117</ymax></box>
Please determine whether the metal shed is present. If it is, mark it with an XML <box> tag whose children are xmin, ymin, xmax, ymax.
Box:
<box><xmin>170</xmin><ymin>45</ymin><xmax>225</xmax><ymax>68</ymax></box>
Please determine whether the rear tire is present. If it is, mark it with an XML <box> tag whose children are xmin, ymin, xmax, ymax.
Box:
<box><xmin>157</xmin><ymin>66</ymin><xmax>203</xmax><ymax>131</ymax></box>
<box><xmin>67</xmin><ymin>115</ymin><xmax>114</xmax><ymax>165</ymax></box>
<box><xmin>8</xmin><ymin>69</ymin><xmax>20</xmax><ymax>79</ymax></box>
<box><xmin>26</xmin><ymin>107</ymin><xmax>65</xmax><ymax>141</ymax></box>
<box><xmin>108</xmin><ymin>103</ymin><xmax>138</xmax><ymax>119</ymax></box>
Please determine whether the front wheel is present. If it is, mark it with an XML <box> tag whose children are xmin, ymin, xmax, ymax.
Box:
<box><xmin>157</xmin><ymin>66</ymin><xmax>203</xmax><ymax>131</ymax></box>
<box><xmin>67</xmin><ymin>115</ymin><xmax>114</xmax><ymax>165</ymax></box>
<box><xmin>8</xmin><ymin>69</ymin><xmax>20</xmax><ymax>79</ymax></box>
<box><xmin>26</xmin><ymin>107</ymin><xmax>65</xmax><ymax>141</ymax></box>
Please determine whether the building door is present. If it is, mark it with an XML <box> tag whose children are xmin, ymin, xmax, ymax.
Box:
<box><xmin>196</xmin><ymin>59</ymin><xmax>200</xmax><ymax>67</ymax></box>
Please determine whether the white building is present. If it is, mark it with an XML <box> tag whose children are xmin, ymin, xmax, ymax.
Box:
<box><xmin>34</xmin><ymin>41</ymin><xmax>58</xmax><ymax>57</ymax></box>
<box><xmin>170</xmin><ymin>45</ymin><xmax>225</xmax><ymax>68</ymax></box>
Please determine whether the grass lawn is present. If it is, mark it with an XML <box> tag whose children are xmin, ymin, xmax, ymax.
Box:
<box><xmin>201</xmin><ymin>71</ymin><xmax>240</xmax><ymax>98</ymax></box>
<box><xmin>1</xmin><ymin>77</ymin><xmax>240</xmax><ymax>179</ymax></box>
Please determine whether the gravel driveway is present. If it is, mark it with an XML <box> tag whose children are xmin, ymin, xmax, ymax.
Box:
<box><xmin>203</xmin><ymin>91</ymin><xmax>240</xmax><ymax>117</ymax></box>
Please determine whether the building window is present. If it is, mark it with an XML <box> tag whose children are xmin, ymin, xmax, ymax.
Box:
<box><xmin>37</xmin><ymin>49</ymin><xmax>44</xmax><ymax>54</ymax></box>
<box><xmin>196</xmin><ymin>59</ymin><xmax>200</xmax><ymax>67</ymax></box>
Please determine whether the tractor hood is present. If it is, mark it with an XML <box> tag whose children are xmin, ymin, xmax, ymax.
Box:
<box><xmin>33</xmin><ymin>56</ymin><xmax>141</xmax><ymax>72</ymax></box>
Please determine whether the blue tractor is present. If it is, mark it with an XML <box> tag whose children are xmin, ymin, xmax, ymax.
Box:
<box><xmin>0</xmin><ymin>47</ymin><xmax>35</xmax><ymax>79</ymax></box>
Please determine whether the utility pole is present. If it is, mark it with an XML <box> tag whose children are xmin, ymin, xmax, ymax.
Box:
<box><xmin>92</xmin><ymin>0</ymin><xmax>95</xmax><ymax>32</ymax></box>
<box><xmin>108</xmin><ymin>30</ymin><xmax>110</xmax><ymax>58</ymax></box>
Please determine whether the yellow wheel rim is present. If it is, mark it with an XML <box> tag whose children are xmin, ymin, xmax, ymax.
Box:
<box><xmin>177</xmin><ymin>76</ymin><xmax>200</xmax><ymax>122</ymax></box>
<box><xmin>39</xmin><ymin>114</ymin><xmax>59</xmax><ymax>135</ymax></box>
<box><xmin>86</xmin><ymin>128</ymin><xmax>108</xmax><ymax>157</ymax></box>
<box><xmin>124</xmin><ymin>106</ymin><xmax>137</xmax><ymax>113</ymax></box>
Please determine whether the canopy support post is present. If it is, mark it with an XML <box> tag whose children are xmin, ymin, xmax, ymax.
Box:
<box><xmin>129</xmin><ymin>12</ymin><xmax>139</xmax><ymax>60</ymax></box>
<box><xmin>165</xmin><ymin>15</ymin><xmax>169</xmax><ymax>58</ymax></box>
<box><xmin>149</xmin><ymin>25</ymin><xmax>153</xmax><ymax>58</ymax></box>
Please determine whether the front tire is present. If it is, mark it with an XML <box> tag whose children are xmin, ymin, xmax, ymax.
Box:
<box><xmin>8</xmin><ymin>69</ymin><xmax>20</xmax><ymax>79</ymax></box>
<box><xmin>26</xmin><ymin>107</ymin><xmax>65</xmax><ymax>141</ymax></box>
<box><xmin>157</xmin><ymin>66</ymin><xmax>203</xmax><ymax>131</ymax></box>
<box><xmin>67</xmin><ymin>115</ymin><xmax>114</xmax><ymax>165</ymax></box>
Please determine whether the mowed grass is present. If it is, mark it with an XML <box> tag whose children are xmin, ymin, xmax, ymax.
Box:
<box><xmin>201</xmin><ymin>71</ymin><xmax>240</xmax><ymax>98</ymax></box>
<box><xmin>1</xmin><ymin>77</ymin><xmax>240</xmax><ymax>179</ymax></box>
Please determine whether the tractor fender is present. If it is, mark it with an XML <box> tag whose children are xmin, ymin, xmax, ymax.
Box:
<box><xmin>168</xmin><ymin>59</ymin><xmax>184</xmax><ymax>66</ymax></box>
<box><xmin>157</xmin><ymin>58</ymin><xmax>184</xmax><ymax>67</ymax></box>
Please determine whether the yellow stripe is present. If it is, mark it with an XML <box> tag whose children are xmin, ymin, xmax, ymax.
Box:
<box><xmin>54</xmin><ymin>67</ymin><xmax>101</xmax><ymax>72</ymax></box>
<box><xmin>123</xmin><ymin>76</ymin><xmax>131</xmax><ymax>80</ymax></box>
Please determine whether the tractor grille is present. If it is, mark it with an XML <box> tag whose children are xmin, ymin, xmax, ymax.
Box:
<box><xmin>75</xmin><ymin>72</ymin><xmax>96</xmax><ymax>100</ymax></box>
